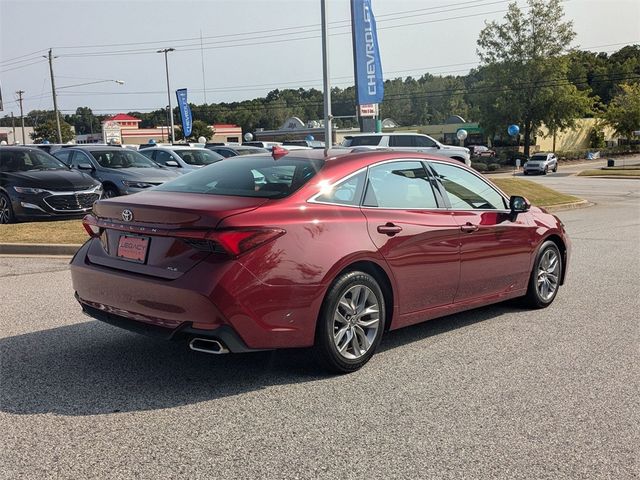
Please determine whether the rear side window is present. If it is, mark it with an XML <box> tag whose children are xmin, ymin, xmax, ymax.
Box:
<box><xmin>154</xmin><ymin>155</ymin><xmax>324</xmax><ymax>198</ymax></box>
<box><xmin>389</xmin><ymin>136</ymin><xmax>415</xmax><ymax>147</ymax></box>
<box><xmin>314</xmin><ymin>171</ymin><xmax>366</xmax><ymax>206</ymax></box>
<box><xmin>341</xmin><ymin>136</ymin><xmax>381</xmax><ymax>147</ymax></box>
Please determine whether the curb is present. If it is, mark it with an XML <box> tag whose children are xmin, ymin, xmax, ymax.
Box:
<box><xmin>0</xmin><ymin>243</ymin><xmax>81</xmax><ymax>256</ymax></box>
<box><xmin>543</xmin><ymin>200</ymin><xmax>592</xmax><ymax>212</ymax></box>
<box><xmin>576</xmin><ymin>175</ymin><xmax>640</xmax><ymax>180</ymax></box>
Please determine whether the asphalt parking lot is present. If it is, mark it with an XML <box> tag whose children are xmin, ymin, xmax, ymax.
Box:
<box><xmin>1</xmin><ymin>173</ymin><xmax>638</xmax><ymax>479</ymax></box>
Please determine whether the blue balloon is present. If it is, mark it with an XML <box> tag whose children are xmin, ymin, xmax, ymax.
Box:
<box><xmin>508</xmin><ymin>124</ymin><xmax>520</xmax><ymax>137</ymax></box>
<box><xmin>148</xmin><ymin>139</ymin><xmax>156</xmax><ymax>144</ymax></box>
<box><xmin>42</xmin><ymin>140</ymin><xmax>50</xmax><ymax>144</ymax></box>
<box><xmin>305</xmin><ymin>135</ymin><xmax>315</xmax><ymax>141</ymax></box>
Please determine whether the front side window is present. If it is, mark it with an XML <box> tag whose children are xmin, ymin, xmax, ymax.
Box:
<box><xmin>363</xmin><ymin>161</ymin><xmax>438</xmax><ymax>209</ymax></box>
<box><xmin>415</xmin><ymin>136</ymin><xmax>437</xmax><ymax>147</ymax></box>
<box><xmin>154</xmin><ymin>155</ymin><xmax>324</xmax><ymax>198</ymax></box>
<box><xmin>89</xmin><ymin>149</ymin><xmax>159</xmax><ymax>169</ymax></box>
<box><xmin>0</xmin><ymin>149</ymin><xmax>68</xmax><ymax>172</ymax></box>
<box><xmin>175</xmin><ymin>149</ymin><xmax>222</xmax><ymax>166</ymax></box>
<box><xmin>154</xmin><ymin>150</ymin><xmax>173</xmax><ymax>166</ymax></box>
<box><xmin>314</xmin><ymin>171</ymin><xmax>366</xmax><ymax>206</ymax></box>
<box><xmin>429</xmin><ymin>162</ymin><xmax>507</xmax><ymax>210</ymax></box>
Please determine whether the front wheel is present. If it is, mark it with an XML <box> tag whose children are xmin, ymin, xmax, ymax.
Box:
<box><xmin>520</xmin><ymin>240</ymin><xmax>562</xmax><ymax>309</ymax></box>
<box><xmin>313</xmin><ymin>271</ymin><xmax>386</xmax><ymax>373</ymax></box>
<box><xmin>102</xmin><ymin>186</ymin><xmax>119</xmax><ymax>198</ymax></box>
<box><xmin>0</xmin><ymin>193</ymin><xmax>16</xmax><ymax>224</ymax></box>
<box><xmin>553</xmin><ymin>164</ymin><xmax>558</xmax><ymax>172</ymax></box>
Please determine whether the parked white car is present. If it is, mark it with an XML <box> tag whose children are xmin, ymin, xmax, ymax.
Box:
<box><xmin>523</xmin><ymin>152</ymin><xmax>558</xmax><ymax>175</ymax></box>
<box><xmin>340</xmin><ymin>132</ymin><xmax>471</xmax><ymax>165</ymax></box>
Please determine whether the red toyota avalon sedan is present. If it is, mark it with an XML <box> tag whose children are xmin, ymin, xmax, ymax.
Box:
<box><xmin>71</xmin><ymin>148</ymin><xmax>570</xmax><ymax>373</ymax></box>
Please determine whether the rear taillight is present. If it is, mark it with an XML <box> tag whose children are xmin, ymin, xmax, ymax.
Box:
<box><xmin>82</xmin><ymin>215</ymin><xmax>101</xmax><ymax>238</ymax></box>
<box><xmin>176</xmin><ymin>228</ymin><xmax>285</xmax><ymax>257</ymax></box>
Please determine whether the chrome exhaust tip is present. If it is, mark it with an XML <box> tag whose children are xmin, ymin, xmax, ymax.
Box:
<box><xmin>189</xmin><ymin>338</ymin><xmax>229</xmax><ymax>355</ymax></box>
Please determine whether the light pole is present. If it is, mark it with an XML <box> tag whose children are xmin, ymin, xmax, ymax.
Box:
<box><xmin>157</xmin><ymin>48</ymin><xmax>175</xmax><ymax>143</ymax></box>
<box><xmin>57</xmin><ymin>79</ymin><xmax>124</xmax><ymax>90</ymax></box>
<box><xmin>320</xmin><ymin>0</ymin><xmax>332</xmax><ymax>147</ymax></box>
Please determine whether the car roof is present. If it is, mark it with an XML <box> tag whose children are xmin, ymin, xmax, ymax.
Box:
<box><xmin>0</xmin><ymin>146</ymin><xmax>44</xmax><ymax>152</ymax></box>
<box><xmin>69</xmin><ymin>145</ymin><xmax>132</xmax><ymax>151</ymax></box>
<box><xmin>344</xmin><ymin>132</ymin><xmax>421</xmax><ymax>137</ymax></box>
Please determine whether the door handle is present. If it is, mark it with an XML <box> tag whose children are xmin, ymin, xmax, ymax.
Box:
<box><xmin>377</xmin><ymin>223</ymin><xmax>403</xmax><ymax>236</ymax></box>
<box><xmin>460</xmin><ymin>222</ymin><xmax>479</xmax><ymax>233</ymax></box>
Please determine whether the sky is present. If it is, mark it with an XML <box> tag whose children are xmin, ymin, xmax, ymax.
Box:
<box><xmin>1</xmin><ymin>0</ymin><xmax>639</xmax><ymax>118</ymax></box>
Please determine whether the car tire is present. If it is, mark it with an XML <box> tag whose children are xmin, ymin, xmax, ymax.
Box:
<box><xmin>102</xmin><ymin>186</ymin><xmax>119</xmax><ymax>198</ymax></box>
<box><xmin>0</xmin><ymin>193</ymin><xmax>16</xmax><ymax>224</ymax></box>
<box><xmin>553</xmin><ymin>164</ymin><xmax>558</xmax><ymax>172</ymax></box>
<box><xmin>543</xmin><ymin>166</ymin><xmax>548</xmax><ymax>175</ymax></box>
<box><xmin>523</xmin><ymin>171</ymin><xmax>529</xmax><ymax>176</ymax></box>
<box><xmin>520</xmin><ymin>240</ymin><xmax>562</xmax><ymax>309</ymax></box>
<box><xmin>313</xmin><ymin>271</ymin><xmax>386</xmax><ymax>374</ymax></box>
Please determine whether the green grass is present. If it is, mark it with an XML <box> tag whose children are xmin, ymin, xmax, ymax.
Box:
<box><xmin>578</xmin><ymin>168</ymin><xmax>640</xmax><ymax>177</ymax></box>
<box><xmin>492</xmin><ymin>178</ymin><xmax>581</xmax><ymax>206</ymax></box>
<box><xmin>0</xmin><ymin>219</ymin><xmax>86</xmax><ymax>244</ymax></box>
<box><xmin>0</xmin><ymin>179</ymin><xmax>581</xmax><ymax>244</ymax></box>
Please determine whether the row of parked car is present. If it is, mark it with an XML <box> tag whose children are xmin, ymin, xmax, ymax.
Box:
<box><xmin>0</xmin><ymin>142</ymin><xmax>273</xmax><ymax>224</ymax></box>
<box><xmin>3</xmin><ymin>132</ymin><xmax>538</xmax><ymax>224</ymax></box>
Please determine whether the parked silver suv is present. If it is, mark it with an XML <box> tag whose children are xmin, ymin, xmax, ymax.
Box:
<box><xmin>340</xmin><ymin>133</ymin><xmax>471</xmax><ymax>165</ymax></box>
<box><xmin>524</xmin><ymin>152</ymin><xmax>558</xmax><ymax>175</ymax></box>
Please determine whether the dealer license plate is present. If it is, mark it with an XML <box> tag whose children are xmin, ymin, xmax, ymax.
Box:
<box><xmin>117</xmin><ymin>235</ymin><xmax>149</xmax><ymax>263</ymax></box>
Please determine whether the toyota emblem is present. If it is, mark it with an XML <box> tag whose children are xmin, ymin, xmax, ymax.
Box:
<box><xmin>121</xmin><ymin>209</ymin><xmax>133</xmax><ymax>222</ymax></box>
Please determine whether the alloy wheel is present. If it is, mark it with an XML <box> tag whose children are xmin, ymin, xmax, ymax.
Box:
<box><xmin>536</xmin><ymin>249</ymin><xmax>560</xmax><ymax>301</ymax></box>
<box><xmin>333</xmin><ymin>285</ymin><xmax>380</xmax><ymax>360</ymax></box>
<box><xmin>0</xmin><ymin>196</ymin><xmax>11</xmax><ymax>224</ymax></box>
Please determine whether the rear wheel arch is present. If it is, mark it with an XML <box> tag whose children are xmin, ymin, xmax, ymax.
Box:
<box><xmin>331</xmin><ymin>260</ymin><xmax>395</xmax><ymax>331</ymax></box>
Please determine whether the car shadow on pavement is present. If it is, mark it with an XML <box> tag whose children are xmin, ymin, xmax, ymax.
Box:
<box><xmin>0</xmin><ymin>303</ymin><xmax>519</xmax><ymax>416</ymax></box>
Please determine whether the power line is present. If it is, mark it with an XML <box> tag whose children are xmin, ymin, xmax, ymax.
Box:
<box><xmin>49</xmin><ymin>0</ymin><xmax>507</xmax><ymax>52</ymax></box>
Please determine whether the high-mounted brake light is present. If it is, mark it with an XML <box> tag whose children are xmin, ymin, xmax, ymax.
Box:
<box><xmin>271</xmin><ymin>145</ymin><xmax>288</xmax><ymax>159</ymax></box>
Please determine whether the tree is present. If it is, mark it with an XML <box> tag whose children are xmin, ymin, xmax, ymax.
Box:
<box><xmin>30</xmin><ymin>119</ymin><xmax>74</xmax><ymax>143</ymax></box>
<box><xmin>605</xmin><ymin>83</ymin><xmax>640</xmax><ymax>140</ymax></box>
<box><xmin>475</xmin><ymin>0</ymin><xmax>592</xmax><ymax>155</ymax></box>
<box><xmin>64</xmin><ymin>107</ymin><xmax>101</xmax><ymax>135</ymax></box>
<box><xmin>174</xmin><ymin>119</ymin><xmax>214</xmax><ymax>141</ymax></box>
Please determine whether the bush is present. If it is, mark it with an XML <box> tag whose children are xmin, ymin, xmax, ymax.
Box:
<box><xmin>472</xmin><ymin>162</ymin><xmax>488</xmax><ymax>172</ymax></box>
<box><xmin>487</xmin><ymin>163</ymin><xmax>500</xmax><ymax>171</ymax></box>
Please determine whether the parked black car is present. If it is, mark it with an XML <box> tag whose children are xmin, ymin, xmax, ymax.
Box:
<box><xmin>53</xmin><ymin>146</ymin><xmax>180</xmax><ymax>198</ymax></box>
<box><xmin>0</xmin><ymin>146</ymin><xmax>102</xmax><ymax>224</ymax></box>
<box><xmin>205</xmin><ymin>145</ymin><xmax>268</xmax><ymax>157</ymax></box>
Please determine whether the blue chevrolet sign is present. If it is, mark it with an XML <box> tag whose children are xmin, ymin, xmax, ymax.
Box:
<box><xmin>175</xmin><ymin>88</ymin><xmax>192</xmax><ymax>138</ymax></box>
<box><xmin>351</xmin><ymin>0</ymin><xmax>384</xmax><ymax>105</ymax></box>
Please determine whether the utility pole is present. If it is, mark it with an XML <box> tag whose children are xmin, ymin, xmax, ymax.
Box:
<box><xmin>46</xmin><ymin>49</ymin><xmax>62</xmax><ymax>143</ymax></box>
<box><xmin>157</xmin><ymin>48</ymin><xmax>175</xmax><ymax>143</ymax></box>
<box><xmin>11</xmin><ymin>112</ymin><xmax>16</xmax><ymax>143</ymax></box>
<box><xmin>320</xmin><ymin>0</ymin><xmax>332</xmax><ymax>148</ymax></box>
<box><xmin>16</xmin><ymin>90</ymin><xmax>26</xmax><ymax>145</ymax></box>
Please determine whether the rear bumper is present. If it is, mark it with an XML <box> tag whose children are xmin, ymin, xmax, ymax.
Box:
<box><xmin>78</xmin><ymin>297</ymin><xmax>257</xmax><ymax>353</ymax></box>
<box><xmin>70</xmin><ymin>241</ymin><xmax>324</xmax><ymax>350</ymax></box>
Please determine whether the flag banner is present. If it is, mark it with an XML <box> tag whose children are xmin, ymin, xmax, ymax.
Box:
<box><xmin>351</xmin><ymin>0</ymin><xmax>384</xmax><ymax>105</ymax></box>
<box><xmin>175</xmin><ymin>88</ymin><xmax>192</xmax><ymax>137</ymax></box>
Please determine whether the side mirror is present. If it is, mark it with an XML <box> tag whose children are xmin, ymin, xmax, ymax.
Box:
<box><xmin>165</xmin><ymin>160</ymin><xmax>179</xmax><ymax>167</ymax></box>
<box><xmin>509</xmin><ymin>195</ymin><xmax>530</xmax><ymax>213</ymax></box>
<box><xmin>78</xmin><ymin>163</ymin><xmax>94</xmax><ymax>170</ymax></box>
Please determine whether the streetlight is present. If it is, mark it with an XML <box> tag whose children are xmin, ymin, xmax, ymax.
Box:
<box><xmin>57</xmin><ymin>79</ymin><xmax>125</xmax><ymax>90</ymax></box>
<box><xmin>157</xmin><ymin>48</ymin><xmax>175</xmax><ymax>143</ymax></box>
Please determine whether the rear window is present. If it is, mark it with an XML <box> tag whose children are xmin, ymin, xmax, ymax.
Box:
<box><xmin>341</xmin><ymin>136</ymin><xmax>382</xmax><ymax>147</ymax></box>
<box><xmin>154</xmin><ymin>155</ymin><xmax>324</xmax><ymax>198</ymax></box>
<box><xmin>235</xmin><ymin>147</ymin><xmax>267</xmax><ymax>156</ymax></box>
